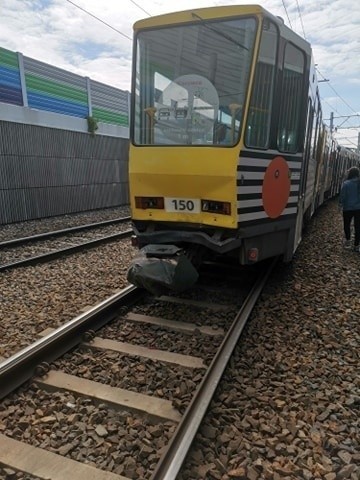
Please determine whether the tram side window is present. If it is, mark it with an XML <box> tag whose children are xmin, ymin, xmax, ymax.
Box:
<box><xmin>310</xmin><ymin>96</ymin><xmax>319</xmax><ymax>161</ymax></box>
<box><xmin>245</xmin><ymin>20</ymin><xmax>278</xmax><ymax>149</ymax></box>
<box><xmin>277</xmin><ymin>43</ymin><xmax>305</xmax><ymax>153</ymax></box>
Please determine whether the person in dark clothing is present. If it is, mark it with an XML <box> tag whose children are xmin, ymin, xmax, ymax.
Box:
<box><xmin>339</xmin><ymin>166</ymin><xmax>360</xmax><ymax>252</ymax></box>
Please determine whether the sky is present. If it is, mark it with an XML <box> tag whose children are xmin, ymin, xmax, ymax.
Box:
<box><xmin>1</xmin><ymin>0</ymin><xmax>359</xmax><ymax>150</ymax></box>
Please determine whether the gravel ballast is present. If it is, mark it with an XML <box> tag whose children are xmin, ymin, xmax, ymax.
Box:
<box><xmin>0</xmin><ymin>206</ymin><xmax>130</xmax><ymax>242</ymax></box>
<box><xmin>177</xmin><ymin>200</ymin><xmax>359</xmax><ymax>480</ymax></box>
<box><xmin>0</xmin><ymin>206</ymin><xmax>135</xmax><ymax>359</ymax></box>
<box><xmin>0</xmin><ymin>200</ymin><xmax>358</xmax><ymax>480</ymax></box>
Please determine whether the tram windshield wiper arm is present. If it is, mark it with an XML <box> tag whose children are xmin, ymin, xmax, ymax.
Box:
<box><xmin>192</xmin><ymin>12</ymin><xmax>249</xmax><ymax>51</ymax></box>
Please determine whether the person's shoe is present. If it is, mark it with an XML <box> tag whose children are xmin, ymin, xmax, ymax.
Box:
<box><xmin>344</xmin><ymin>239</ymin><xmax>351</xmax><ymax>249</ymax></box>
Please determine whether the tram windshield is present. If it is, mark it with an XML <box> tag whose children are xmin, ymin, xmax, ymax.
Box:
<box><xmin>133</xmin><ymin>16</ymin><xmax>257</xmax><ymax>146</ymax></box>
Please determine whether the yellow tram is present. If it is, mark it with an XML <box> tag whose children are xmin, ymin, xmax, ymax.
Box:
<box><xmin>127</xmin><ymin>5</ymin><xmax>353</xmax><ymax>292</ymax></box>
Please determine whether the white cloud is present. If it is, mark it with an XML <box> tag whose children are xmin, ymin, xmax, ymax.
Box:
<box><xmin>1</xmin><ymin>0</ymin><xmax>359</xmax><ymax>147</ymax></box>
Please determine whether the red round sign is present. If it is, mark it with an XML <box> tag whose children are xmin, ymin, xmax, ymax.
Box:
<box><xmin>262</xmin><ymin>156</ymin><xmax>291</xmax><ymax>219</ymax></box>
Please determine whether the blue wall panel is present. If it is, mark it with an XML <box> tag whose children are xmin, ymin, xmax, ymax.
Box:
<box><xmin>27</xmin><ymin>92</ymin><xmax>89</xmax><ymax>117</ymax></box>
<box><xmin>0</xmin><ymin>65</ymin><xmax>23</xmax><ymax>106</ymax></box>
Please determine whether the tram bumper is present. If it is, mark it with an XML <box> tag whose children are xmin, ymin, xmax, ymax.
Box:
<box><xmin>127</xmin><ymin>244</ymin><xmax>199</xmax><ymax>296</ymax></box>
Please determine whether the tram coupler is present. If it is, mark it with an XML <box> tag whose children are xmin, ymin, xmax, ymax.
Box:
<box><xmin>127</xmin><ymin>244</ymin><xmax>199</xmax><ymax>296</ymax></box>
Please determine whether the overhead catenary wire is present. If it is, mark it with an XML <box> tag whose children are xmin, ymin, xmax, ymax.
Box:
<box><xmin>316</xmin><ymin>67</ymin><xmax>359</xmax><ymax>138</ymax></box>
<box><xmin>280</xmin><ymin>0</ymin><xmax>358</xmax><ymax>144</ymax></box>
<box><xmin>129</xmin><ymin>0</ymin><xmax>151</xmax><ymax>17</ymax></box>
<box><xmin>62</xmin><ymin>0</ymin><xmax>358</xmax><ymax>145</ymax></box>
<box><xmin>317</xmin><ymin>67</ymin><xmax>358</xmax><ymax>115</ymax></box>
<box><xmin>294</xmin><ymin>0</ymin><xmax>307</xmax><ymax>39</ymax></box>
<box><xmin>65</xmin><ymin>0</ymin><xmax>133</xmax><ymax>41</ymax></box>
<box><xmin>324</xmin><ymin>83</ymin><xmax>358</xmax><ymax>115</ymax></box>
<box><xmin>281</xmin><ymin>0</ymin><xmax>293</xmax><ymax>29</ymax></box>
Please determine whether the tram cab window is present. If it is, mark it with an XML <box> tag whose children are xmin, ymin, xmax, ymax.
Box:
<box><xmin>277</xmin><ymin>43</ymin><xmax>305</xmax><ymax>153</ymax></box>
<box><xmin>245</xmin><ymin>20</ymin><xmax>278</xmax><ymax>149</ymax></box>
<box><xmin>134</xmin><ymin>17</ymin><xmax>257</xmax><ymax>146</ymax></box>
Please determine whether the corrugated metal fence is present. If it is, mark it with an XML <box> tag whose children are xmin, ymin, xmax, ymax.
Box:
<box><xmin>0</xmin><ymin>121</ymin><xmax>129</xmax><ymax>224</ymax></box>
<box><xmin>0</xmin><ymin>46</ymin><xmax>130</xmax><ymax>224</ymax></box>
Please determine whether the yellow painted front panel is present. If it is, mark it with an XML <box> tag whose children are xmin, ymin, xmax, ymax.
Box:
<box><xmin>129</xmin><ymin>145</ymin><xmax>240</xmax><ymax>229</ymax></box>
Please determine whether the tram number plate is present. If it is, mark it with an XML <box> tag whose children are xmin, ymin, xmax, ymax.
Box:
<box><xmin>165</xmin><ymin>198</ymin><xmax>200</xmax><ymax>213</ymax></box>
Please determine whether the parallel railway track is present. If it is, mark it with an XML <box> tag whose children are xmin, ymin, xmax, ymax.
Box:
<box><xmin>0</xmin><ymin>259</ymin><xmax>276</xmax><ymax>480</ymax></box>
<box><xmin>0</xmin><ymin>217</ymin><xmax>132</xmax><ymax>271</ymax></box>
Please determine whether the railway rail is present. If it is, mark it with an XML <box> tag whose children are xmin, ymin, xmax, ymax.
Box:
<box><xmin>0</xmin><ymin>217</ymin><xmax>132</xmax><ymax>271</ymax></box>
<box><xmin>0</xmin><ymin>259</ymin><xmax>276</xmax><ymax>480</ymax></box>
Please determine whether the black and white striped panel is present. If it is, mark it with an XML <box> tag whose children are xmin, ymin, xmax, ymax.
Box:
<box><xmin>237</xmin><ymin>152</ymin><xmax>302</xmax><ymax>226</ymax></box>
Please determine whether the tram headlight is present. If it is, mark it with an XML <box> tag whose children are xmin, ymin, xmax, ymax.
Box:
<box><xmin>135</xmin><ymin>196</ymin><xmax>164</xmax><ymax>209</ymax></box>
<box><xmin>201</xmin><ymin>200</ymin><xmax>231</xmax><ymax>215</ymax></box>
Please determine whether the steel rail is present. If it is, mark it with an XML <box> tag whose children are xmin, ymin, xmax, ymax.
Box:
<box><xmin>151</xmin><ymin>257</ymin><xmax>278</xmax><ymax>480</ymax></box>
<box><xmin>0</xmin><ymin>216</ymin><xmax>131</xmax><ymax>248</ymax></box>
<box><xmin>0</xmin><ymin>229</ymin><xmax>133</xmax><ymax>272</ymax></box>
<box><xmin>0</xmin><ymin>285</ymin><xmax>143</xmax><ymax>400</ymax></box>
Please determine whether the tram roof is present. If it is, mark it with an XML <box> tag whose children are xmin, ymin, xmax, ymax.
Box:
<box><xmin>134</xmin><ymin>5</ymin><xmax>280</xmax><ymax>30</ymax></box>
<box><xmin>133</xmin><ymin>4</ymin><xmax>311</xmax><ymax>53</ymax></box>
